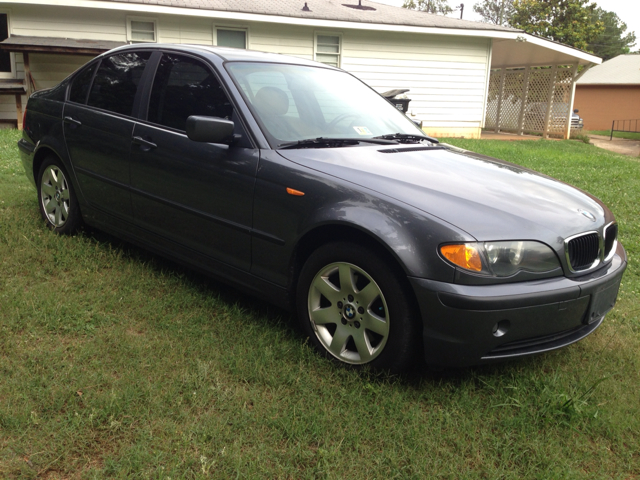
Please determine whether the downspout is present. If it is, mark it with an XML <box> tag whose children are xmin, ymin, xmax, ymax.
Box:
<box><xmin>481</xmin><ymin>38</ymin><xmax>493</xmax><ymax>136</ymax></box>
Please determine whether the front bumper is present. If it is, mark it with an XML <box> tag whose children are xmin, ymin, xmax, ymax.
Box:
<box><xmin>409</xmin><ymin>243</ymin><xmax>626</xmax><ymax>368</ymax></box>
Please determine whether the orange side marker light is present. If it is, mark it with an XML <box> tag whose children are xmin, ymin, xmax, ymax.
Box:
<box><xmin>286</xmin><ymin>187</ymin><xmax>305</xmax><ymax>196</ymax></box>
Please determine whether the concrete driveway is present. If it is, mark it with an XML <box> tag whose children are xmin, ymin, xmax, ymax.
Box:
<box><xmin>588</xmin><ymin>135</ymin><xmax>640</xmax><ymax>157</ymax></box>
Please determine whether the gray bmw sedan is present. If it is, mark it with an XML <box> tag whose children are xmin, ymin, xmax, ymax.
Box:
<box><xmin>18</xmin><ymin>44</ymin><xmax>626</xmax><ymax>372</ymax></box>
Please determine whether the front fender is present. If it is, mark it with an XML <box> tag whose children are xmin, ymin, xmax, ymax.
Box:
<box><xmin>250</xmin><ymin>150</ymin><xmax>467</xmax><ymax>287</ymax></box>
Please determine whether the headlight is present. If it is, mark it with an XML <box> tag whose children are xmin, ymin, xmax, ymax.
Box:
<box><xmin>440</xmin><ymin>241</ymin><xmax>560</xmax><ymax>277</ymax></box>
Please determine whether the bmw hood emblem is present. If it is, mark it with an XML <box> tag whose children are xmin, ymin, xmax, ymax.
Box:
<box><xmin>578</xmin><ymin>209</ymin><xmax>596</xmax><ymax>222</ymax></box>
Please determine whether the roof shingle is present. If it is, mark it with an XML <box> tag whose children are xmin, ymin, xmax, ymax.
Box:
<box><xmin>104</xmin><ymin>0</ymin><xmax>520</xmax><ymax>32</ymax></box>
<box><xmin>577</xmin><ymin>55</ymin><xmax>640</xmax><ymax>85</ymax></box>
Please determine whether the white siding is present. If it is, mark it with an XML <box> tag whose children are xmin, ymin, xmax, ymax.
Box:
<box><xmin>1</xmin><ymin>4</ymin><xmax>491</xmax><ymax>134</ymax></box>
<box><xmin>342</xmin><ymin>31</ymin><xmax>491</xmax><ymax>129</ymax></box>
<box><xmin>160</xmin><ymin>16</ymin><xmax>213</xmax><ymax>45</ymax></box>
<box><xmin>28</xmin><ymin>53</ymin><xmax>91</xmax><ymax>90</ymax></box>
<box><xmin>10</xmin><ymin>5</ymin><xmax>127</xmax><ymax>42</ymax></box>
<box><xmin>249</xmin><ymin>23</ymin><xmax>313</xmax><ymax>59</ymax></box>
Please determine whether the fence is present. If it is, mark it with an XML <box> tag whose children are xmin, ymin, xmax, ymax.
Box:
<box><xmin>610</xmin><ymin>119</ymin><xmax>640</xmax><ymax>140</ymax></box>
<box><xmin>485</xmin><ymin>65</ymin><xmax>577</xmax><ymax>139</ymax></box>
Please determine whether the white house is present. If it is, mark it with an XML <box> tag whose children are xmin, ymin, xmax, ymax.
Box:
<box><xmin>0</xmin><ymin>0</ymin><xmax>601</xmax><ymax>138</ymax></box>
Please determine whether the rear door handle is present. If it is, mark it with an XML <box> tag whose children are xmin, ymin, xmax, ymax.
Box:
<box><xmin>132</xmin><ymin>136</ymin><xmax>157</xmax><ymax>151</ymax></box>
<box><xmin>63</xmin><ymin>116</ymin><xmax>82</xmax><ymax>127</ymax></box>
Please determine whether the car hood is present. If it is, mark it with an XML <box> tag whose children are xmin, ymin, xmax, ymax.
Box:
<box><xmin>277</xmin><ymin>144</ymin><xmax>607</xmax><ymax>243</ymax></box>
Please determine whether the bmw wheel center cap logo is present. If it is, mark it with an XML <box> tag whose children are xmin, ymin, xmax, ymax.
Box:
<box><xmin>579</xmin><ymin>209</ymin><xmax>596</xmax><ymax>222</ymax></box>
<box><xmin>343</xmin><ymin>304</ymin><xmax>356</xmax><ymax>320</ymax></box>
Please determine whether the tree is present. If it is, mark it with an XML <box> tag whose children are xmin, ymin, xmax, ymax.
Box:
<box><xmin>511</xmin><ymin>0</ymin><xmax>604</xmax><ymax>52</ymax></box>
<box><xmin>473</xmin><ymin>0</ymin><xmax>515</xmax><ymax>26</ymax></box>
<box><xmin>402</xmin><ymin>0</ymin><xmax>453</xmax><ymax>15</ymax></box>
<box><xmin>587</xmin><ymin>8</ymin><xmax>636</xmax><ymax>61</ymax></box>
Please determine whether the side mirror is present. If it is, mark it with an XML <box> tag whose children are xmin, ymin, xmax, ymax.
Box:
<box><xmin>186</xmin><ymin>115</ymin><xmax>235</xmax><ymax>144</ymax></box>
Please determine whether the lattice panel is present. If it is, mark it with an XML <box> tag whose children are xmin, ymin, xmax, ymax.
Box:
<box><xmin>484</xmin><ymin>71</ymin><xmax>501</xmax><ymax>130</ymax></box>
<box><xmin>522</xmin><ymin>68</ymin><xmax>553</xmax><ymax>133</ymax></box>
<box><xmin>498</xmin><ymin>69</ymin><xmax>526</xmax><ymax>132</ymax></box>
<box><xmin>485</xmin><ymin>65</ymin><xmax>576</xmax><ymax>138</ymax></box>
<box><xmin>547</xmin><ymin>66</ymin><xmax>575</xmax><ymax>137</ymax></box>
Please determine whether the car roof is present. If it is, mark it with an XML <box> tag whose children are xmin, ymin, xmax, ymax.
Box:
<box><xmin>106</xmin><ymin>43</ymin><xmax>332</xmax><ymax>68</ymax></box>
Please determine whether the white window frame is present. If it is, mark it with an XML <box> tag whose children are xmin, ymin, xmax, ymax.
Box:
<box><xmin>214</xmin><ymin>26</ymin><xmax>249</xmax><ymax>49</ymax></box>
<box><xmin>126</xmin><ymin>16</ymin><xmax>157</xmax><ymax>44</ymax></box>
<box><xmin>0</xmin><ymin>10</ymin><xmax>16</xmax><ymax>79</ymax></box>
<box><xmin>314</xmin><ymin>32</ymin><xmax>342</xmax><ymax>68</ymax></box>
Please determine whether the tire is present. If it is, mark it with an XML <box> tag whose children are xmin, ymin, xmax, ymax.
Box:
<box><xmin>297</xmin><ymin>242</ymin><xmax>420</xmax><ymax>373</ymax></box>
<box><xmin>37</xmin><ymin>156</ymin><xmax>82</xmax><ymax>234</ymax></box>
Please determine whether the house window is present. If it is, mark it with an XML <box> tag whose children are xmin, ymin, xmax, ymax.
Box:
<box><xmin>127</xmin><ymin>18</ymin><xmax>157</xmax><ymax>43</ymax></box>
<box><xmin>0</xmin><ymin>13</ymin><xmax>13</xmax><ymax>75</ymax></box>
<box><xmin>215</xmin><ymin>28</ymin><xmax>247</xmax><ymax>49</ymax></box>
<box><xmin>315</xmin><ymin>34</ymin><xmax>341</xmax><ymax>68</ymax></box>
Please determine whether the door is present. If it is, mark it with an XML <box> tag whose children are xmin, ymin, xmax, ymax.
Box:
<box><xmin>129</xmin><ymin>52</ymin><xmax>259</xmax><ymax>271</ymax></box>
<box><xmin>63</xmin><ymin>51</ymin><xmax>152</xmax><ymax>220</ymax></box>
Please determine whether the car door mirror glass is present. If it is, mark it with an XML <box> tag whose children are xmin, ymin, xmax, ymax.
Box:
<box><xmin>186</xmin><ymin>115</ymin><xmax>235</xmax><ymax>144</ymax></box>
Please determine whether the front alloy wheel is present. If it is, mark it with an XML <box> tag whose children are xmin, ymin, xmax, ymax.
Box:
<box><xmin>309</xmin><ymin>261</ymin><xmax>390</xmax><ymax>364</ymax></box>
<box><xmin>298</xmin><ymin>242</ymin><xmax>419</xmax><ymax>372</ymax></box>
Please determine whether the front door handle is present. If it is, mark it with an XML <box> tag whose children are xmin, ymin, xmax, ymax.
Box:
<box><xmin>63</xmin><ymin>116</ymin><xmax>82</xmax><ymax>128</ymax></box>
<box><xmin>132</xmin><ymin>136</ymin><xmax>157</xmax><ymax>151</ymax></box>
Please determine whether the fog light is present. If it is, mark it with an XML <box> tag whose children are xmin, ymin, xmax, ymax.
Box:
<box><xmin>492</xmin><ymin>320</ymin><xmax>510</xmax><ymax>337</ymax></box>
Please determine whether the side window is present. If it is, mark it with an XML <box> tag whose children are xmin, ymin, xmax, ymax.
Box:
<box><xmin>68</xmin><ymin>63</ymin><xmax>97</xmax><ymax>104</ymax></box>
<box><xmin>87</xmin><ymin>51</ymin><xmax>151</xmax><ymax>116</ymax></box>
<box><xmin>148</xmin><ymin>53</ymin><xmax>232</xmax><ymax>131</ymax></box>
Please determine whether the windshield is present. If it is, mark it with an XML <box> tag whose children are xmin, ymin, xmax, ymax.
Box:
<box><xmin>225</xmin><ymin>62</ymin><xmax>425</xmax><ymax>147</ymax></box>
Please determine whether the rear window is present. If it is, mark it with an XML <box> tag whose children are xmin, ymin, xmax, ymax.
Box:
<box><xmin>68</xmin><ymin>63</ymin><xmax>97</xmax><ymax>104</ymax></box>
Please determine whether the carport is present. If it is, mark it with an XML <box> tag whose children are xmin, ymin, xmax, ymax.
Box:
<box><xmin>484</xmin><ymin>35</ymin><xmax>601</xmax><ymax>139</ymax></box>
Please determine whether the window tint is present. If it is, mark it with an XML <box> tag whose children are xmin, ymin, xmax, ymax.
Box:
<box><xmin>69</xmin><ymin>63</ymin><xmax>97</xmax><ymax>104</ymax></box>
<box><xmin>87</xmin><ymin>51</ymin><xmax>151</xmax><ymax>116</ymax></box>
<box><xmin>148</xmin><ymin>53</ymin><xmax>232</xmax><ymax>131</ymax></box>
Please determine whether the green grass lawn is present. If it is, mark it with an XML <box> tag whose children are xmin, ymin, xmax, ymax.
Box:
<box><xmin>587</xmin><ymin>129</ymin><xmax>640</xmax><ymax>141</ymax></box>
<box><xmin>1</xmin><ymin>131</ymin><xmax>639</xmax><ymax>478</ymax></box>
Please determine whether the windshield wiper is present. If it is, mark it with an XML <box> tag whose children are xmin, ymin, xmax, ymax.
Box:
<box><xmin>373</xmin><ymin>133</ymin><xmax>439</xmax><ymax>144</ymax></box>
<box><xmin>278</xmin><ymin>137</ymin><xmax>397</xmax><ymax>149</ymax></box>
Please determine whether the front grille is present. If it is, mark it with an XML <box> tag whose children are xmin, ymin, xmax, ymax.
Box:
<box><xmin>567</xmin><ymin>232</ymin><xmax>599</xmax><ymax>271</ymax></box>
<box><xmin>604</xmin><ymin>223</ymin><xmax>618</xmax><ymax>259</ymax></box>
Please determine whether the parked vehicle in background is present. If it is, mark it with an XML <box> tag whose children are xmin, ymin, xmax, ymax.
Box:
<box><xmin>524</xmin><ymin>103</ymin><xmax>583</xmax><ymax>132</ymax></box>
<box><xmin>19</xmin><ymin>45</ymin><xmax>626</xmax><ymax>372</ymax></box>
<box><xmin>571</xmin><ymin>109</ymin><xmax>584</xmax><ymax>130</ymax></box>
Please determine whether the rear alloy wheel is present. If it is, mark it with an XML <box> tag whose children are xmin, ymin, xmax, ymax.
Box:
<box><xmin>37</xmin><ymin>157</ymin><xmax>81</xmax><ymax>234</ymax></box>
<box><xmin>297</xmin><ymin>242</ymin><xmax>419</xmax><ymax>372</ymax></box>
